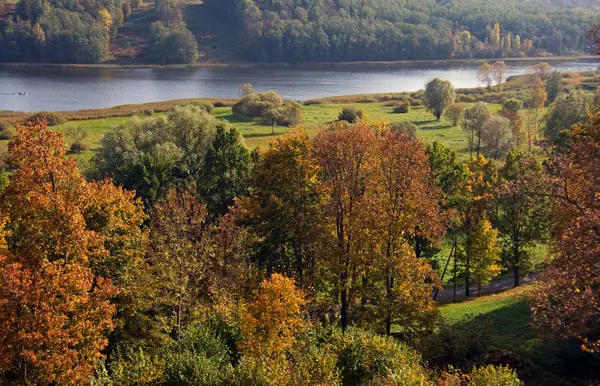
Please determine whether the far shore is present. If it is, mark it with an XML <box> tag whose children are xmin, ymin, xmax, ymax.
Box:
<box><xmin>0</xmin><ymin>55</ymin><xmax>598</xmax><ymax>70</ymax></box>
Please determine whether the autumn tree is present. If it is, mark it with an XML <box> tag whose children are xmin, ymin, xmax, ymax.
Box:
<box><xmin>367</xmin><ymin>129</ymin><xmax>445</xmax><ymax>336</ymax></box>
<box><xmin>492</xmin><ymin>61</ymin><xmax>507</xmax><ymax>93</ymax></box>
<box><xmin>444</xmin><ymin>103</ymin><xmax>465</xmax><ymax>126</ymax></box>
<box><xmin>494</xmin><ymin>150</ymin><xmax>549</xmax><ymax>287</ymax></box>
<box><xmin>453</xmin><ymin>155</ymin><xmax>498</xmax><ymax>297</ymax></box>
<box><xmin>531</xmin><ymin>111</ymin><xmax>600</xmax><ymax>353</ymax></box>
<box><xmin>464</xmin><ymin>216</ymin><xmax>501</xmax><ymax>296</ymax></box>
<box><xmin>462</xmin><ymin>102</ymin><xmax>491</xmax><ymax>157</ymax></box>
<box><xmin>423</xmin><ymin>78</ymin><xmax>456</xmax><ymax>121</ymax></box>
<box><xmin>476</xmin><ymin>63</ymin><xmax>493</xmax><ymax>90</ymax></box>
<box><xmin>313</xmin><ymin>121</ymin><xmax>376</xmax><ymax>332</ymax></box>
<box><xmin>528</xmin><ymin>76</ymin><xmax>547</xmax><ymax>150</ymax></box>
<box><xmin>514</xmin><ymin>34</ymin><xmax>521</xmax><ymax>51</ymax></box>
<box><xmin>237</xmin><ymin>129</ymin><xmax>324</xmax><ymax>286</ymax></box>
<box><xmin>490</xmin><ymin>23</ymin><xmax>501</xmax><ymax>49</ymax></box>
<box><xmin>148</xmin><ymin>188</ymin><xmax>210</xmax><ymax>341</ymax></box>
<box><xmin>239</xmin><ymin>273</ymin><xmax>308</xmax><ymax>384</ymax></box>
<box><xmin>0</xmin><ymin>121</ymin><xmax>145</xmax><ymax>384</ymax></box>
<box><xmin>529</xmin><ymin>62</ymin><xmax>553</xmax><ymax>82</ymax></box>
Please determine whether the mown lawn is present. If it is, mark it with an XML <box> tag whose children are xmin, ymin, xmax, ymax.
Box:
<box><xmin>437</xmin><ymin>286</ymin><xmax>600</xmax><ymax>385</ymax></box>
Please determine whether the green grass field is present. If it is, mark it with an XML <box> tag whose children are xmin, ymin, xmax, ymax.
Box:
<box><xmin>437</xmin><ymin>286</ymin><xmax>600</xmax><ymax>385</ymax></box>
<box><xmin>47</xmin><ymin>101</ymin><xmax>489</xmax><ymax>163</ymax></box>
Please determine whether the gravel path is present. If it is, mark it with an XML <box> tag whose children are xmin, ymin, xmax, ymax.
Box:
<box><xmin>435</xmin><ymin>274</ymin><xmax>538</xmax><ymax>304</ymax></box>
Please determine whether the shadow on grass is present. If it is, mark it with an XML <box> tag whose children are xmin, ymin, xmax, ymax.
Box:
<box><xmin>452</xmin><ymin>300</ymin><xmax>600</xmax><ymax>386</ymax></box>
<box><xmin>415</xmin><ymin>120</ymin><xmax>454</xmax><ymax>131</ymax></box>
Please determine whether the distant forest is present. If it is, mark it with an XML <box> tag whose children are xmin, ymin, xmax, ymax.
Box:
<box><xmin>1</xmin><ymin>0</ymin><xmax>600</xmax><ymax>64</ymax></box>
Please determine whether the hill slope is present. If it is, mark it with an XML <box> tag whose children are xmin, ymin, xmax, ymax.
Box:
<box><xmin>2</xmin><ymin>0</ymin><xmax>600</xmax><ymax>64</ymax></box>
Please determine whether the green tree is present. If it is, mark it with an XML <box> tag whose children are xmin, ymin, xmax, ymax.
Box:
<box><xmin>545</xmin><ymin>90</ymin><xmax>589</xmax><ymax>141</ymax></box>
<box><xmin>481</xmin><ymin>115</ymin><xmax>514</xmax><ymax>159</ymax></box>
<box><xmin>462</xmin><ymin>102</ymin><xmax>491</xmax><ymax>157</ymax></box>
<box><xmin>423</xmin><ymin>78</ymin><xmax>456</xmax><ymax>121</ymax></box>
<box><xmin>494</xmin><ymin>150</ymin><xmax>549</xmax><ymax>287</ymax></box>
<box><xmin>199</xmin><ymin>126</ymin><xmax>252</xmax><ymax>217</ymax></box>
<box><xmin>91</xmin><ymin>105</ymin><xmax>218</xmax><ymax>207</ymax></box>
<box><xmin>545</xmin><ymin>71</ymin><xmax>563</xmax><ymax>103</ymax></box>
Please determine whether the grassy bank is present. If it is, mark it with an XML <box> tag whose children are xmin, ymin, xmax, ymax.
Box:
<box><xmin>436</xmin><ymin>285</ymin><xmax>600</xmax><ymax>385</ymax></box>
<box><xmin>1</xmin><ymin>55</ymin><xmax>596</xmax><ymax>70</ymax></box>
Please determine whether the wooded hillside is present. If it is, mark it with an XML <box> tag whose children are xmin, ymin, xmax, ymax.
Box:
<box><xmin>1</xmin><ymin>0</ymin><xmax>599</xmax><ymax>64</ymax></box>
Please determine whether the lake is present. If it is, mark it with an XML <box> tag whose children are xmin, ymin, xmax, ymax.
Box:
<box><xmin>1</xmin><ymin>60</ymin><xmax>598</xmax><ymax>112</ymax></box>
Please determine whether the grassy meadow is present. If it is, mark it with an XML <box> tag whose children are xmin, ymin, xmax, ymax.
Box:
<box><xmin>38</xmin><ymin>100</ymin><xmax>489</xmax><ymax>163</ymax></box>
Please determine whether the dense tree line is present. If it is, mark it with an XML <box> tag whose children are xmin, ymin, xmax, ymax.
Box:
<box><xmin>2</xmin><ymin>0</ymin><xmax>600</xmax><ymax>63</ymax></box>
<box><xmin>0</xmin><ymin>0</ymin><xmax>124</xmax><ymax>63</ymax></box>
<box><xmin>0</xmin><ymin>0</ymin><xmax>199</xmax><ymax>64</ymax></box>
<box><xmin>211</xmin><ymin>0</ymin><xmax>600</xmax><ymax>62</ymax></box>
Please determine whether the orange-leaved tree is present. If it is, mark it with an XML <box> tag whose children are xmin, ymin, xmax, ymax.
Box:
<box><xmin>236</xmin><ymin>128</ymin><xmax>324</xmax><ymax>287</ymax></box>
<box><xmin>239</xmin><ymin>273</ymin><xmax>308</xmax><ymax>383</ymax></box>
<box><xmin>531</xmin><ymin>110</ymin><xmax>600</xmax><ymax>353</ymax></box>
<box><xmin>313</xmin><ymin>121</ymin><xmax>376</xmax><ymax>332</ymax></box>
<box><xmin>0</xmin><ymin>121</ymin><xmax>144</xmax><ymax>384</ymax></box>
<box><xmin>368</xmin><ymin>129</ymin><xmax>445</xmax><ymax>335</ymax></box>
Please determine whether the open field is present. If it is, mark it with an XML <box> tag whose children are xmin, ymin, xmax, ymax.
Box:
<box><xmin>42</xmin><ymin>102</ymin><xmax>480</xmax><ymax>162</ymax></box>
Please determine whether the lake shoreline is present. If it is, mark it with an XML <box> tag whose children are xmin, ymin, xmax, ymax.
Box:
<box><xmin>1</xmin><ymin>55</ymin><xmax>598</xmax><ymax>70</ymax></box>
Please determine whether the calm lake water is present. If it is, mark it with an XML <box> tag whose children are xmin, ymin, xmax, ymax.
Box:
<box><xmin>1</xmin><ymin>60</ymin><xmax>598</xmax><ymax>112</ymax></box>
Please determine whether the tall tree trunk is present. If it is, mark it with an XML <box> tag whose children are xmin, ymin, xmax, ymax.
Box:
<box><xmin>514</xmin><ymin>242</ymin><xmax>520</xmax><ymax>287</ymax></box>
<box><xmin>340</xmin><ymin>284</ymin><xmax>348</xmax><ymax>333</ymax></box>
<box><xmin>385</xmin><ymin>261</ymin><xmax>393</xmax><ymax>336</ymax></box>
<box><xmin>465</xmin><ymin>237</ymin><xmax>471</xmax><ymax>298</ymax></box>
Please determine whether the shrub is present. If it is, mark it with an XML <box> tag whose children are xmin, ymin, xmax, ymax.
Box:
<box><xmin>459</xmin><ymin>94</ymin><xmax>476</xmax><ymax>103</ymax></box>
<box><xmin>503</xmin><ymin>99</ymin><xmax>523</xmax><ymax>112</ymax></box>
<box><xmin>66</xmin><ymin>126</ymin><xmax>89</xmax><ymax>154</ymax></box>
<box><xmin>303</xmin><ymin>99</ymin><xmax>323</xmax><ymax>106</ymax></box>
<box><xmin>393</xmin><ymin>102</ymin><xmax>410</xmax><ymax>114</ymax></box>
<box><xmin>189</xmin><ymin>100</ymin><xmax>215</xmax><ymax>114</ymax></box>
<box><xmin>338</xmin><ymin>107</ymin><xmax>364</xmax><ymax>123</ymax></box>
<box><xmin>419</xmin><ymin>315</ymin><xmax>493</xmax><ymax>369</ymax></box>
<box><xmin>470</xmin><ymin>365</ymin><xmax>523</xmax><ymax>386</ymax></box>
<box><xmin>410</xmin><ymin>99</ymin><xmax>422</xmax><ymax>107</ymax></box>
<box><xmin>213</xmin><ymin>100</ymin><xmax>227</xmax><ymax>108</ymax></box>
<box><xmin>69</xmin><ymin>142</ymin><xmax>90</xmax><ymax>154</ymax></box>
<box><xmin>233</xmin><ymin>91</ymin><xmax>283</xmax><ymax>118</ymax></box>
<box><xmin>28</xmin><ymin>111</ymin><xmax>65</xmax><ymax>126</ymax></box>
<box><xmin>280</xmin><ymin>101</ymin><xmax>303</xmax><ymax>126</ymax></box>
<box><xmin>0</xmin><ymin>121</ymin><xmax>9</xmax><ymax>131</ymax></box>
<box><xmin>357</xmin><ymin>96</ymin><xmax>377</xmax><ymax>103</ymax></box>
<box><xmin>141</xmin><ymin>109</ymin><xmax>154</xmax><ymax>116</ymax></box>
<box><xmin>329</xmin><ymin>331</ymin><xmax>429</xmax><ymax>386</ymax></box>
<box><xmin>388</xmin><ymin>121</ymin><xmax>418</xmax><ymax>138</ymax></box>
<box><xmin>444</xmin><ymin>103</ymin><xmax>465</xmax><ymax>126</ymax></box>
<box><xmin>0</xmin><ymin>127</ymin><xmax>17</xmax><ymax>140</ymax></box>
<box><xmin>161</xmin><ymin>324</ymin><xmax>233</xmax><ymax>386</ymax></box>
